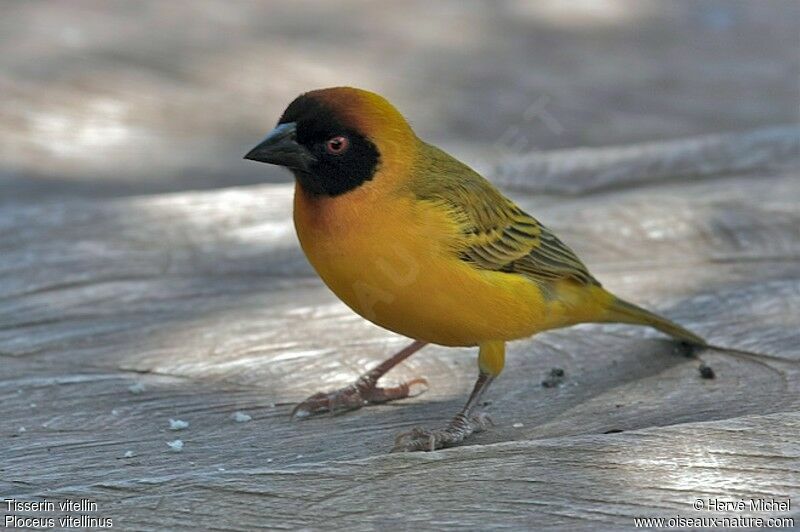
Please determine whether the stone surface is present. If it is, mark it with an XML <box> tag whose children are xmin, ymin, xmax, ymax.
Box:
<box><xmin>1</xmin><ymin>1</ymin><xmax>798</xmax><ymax>529</ymax></box>
<box><xmin>2</xmin><ymin>128</ymin><xmax>799</xmax><ymax>528</ymax></box>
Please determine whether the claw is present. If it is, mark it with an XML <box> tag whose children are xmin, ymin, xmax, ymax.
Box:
<box><xmin>472</xmin><ymin>412</ymin><xmax>494</xmax><ymax>429</ymax></box>
<box><xmin>290</xmin><ymin>377</ymin><xmax>427</xmax><ymax>420</ymax></box>
<box><xmin>290</xmin><ymin>341</ymin><xmax>429</xmax><ymax>421</ymax></box>
<box><xmin>391</xmin><ymin>427</ymin><xmax>445</xmax><ymax>453</ymax></box>
<box><xmin>405</xmin><ymin>377</ymin><xmax>429</xmax><ymax>397</ymax></box>
<box><xmin>291</xmin><ymin>406</ymin><xmax>311</xmax><ymax>420</ymax></box>
<box><xmin>390</xmin><ymin>411</ymin><xmax>492</xmax><ymax>452</ymax></box>
<box><xmin>290</xmin><ymin>387</ymin><xmax>363</xmax><ymax>420</ymax></box>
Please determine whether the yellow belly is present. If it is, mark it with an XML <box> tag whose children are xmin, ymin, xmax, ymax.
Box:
<box><xmin>293</xmin><ymin>185</ymin><xmax>603</xmax><ymax>346</ymax></box>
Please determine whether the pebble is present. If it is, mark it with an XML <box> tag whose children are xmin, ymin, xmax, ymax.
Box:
<box><xmin>232</xmin><ymin>411</ymin><xmax>252</xmax><ymax>423</ymax></box>
<box><xmin>167</xmin><ymin>439</ymin><xmax>184</xmax><ymax>452</ymax></box>
<box><xmin>169</xmin><ymin>419</ymin><xmax>189</xmax><ymax>430</ymax></box>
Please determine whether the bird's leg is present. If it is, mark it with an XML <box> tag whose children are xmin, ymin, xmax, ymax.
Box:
<box><xmin>291</xmin><ymin>340</ymin><xmax>428</xmax><ymax>419</ymax></box>
<box><xmin>392</xmin><ymin>340</ymin><xmax>504</xmax><ymax>452</ymax></box>
<box><xmin>392</xmin><ymin>372</ymin><xmax>495</xmax><ymax>452</ymax></box>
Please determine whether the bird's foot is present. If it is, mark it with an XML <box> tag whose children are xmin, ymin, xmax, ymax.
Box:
<box><xmin>391</xmin><ymin>412</ymin><xmax>493</xmax><ymax>452</ymax></box>
<box><xmin>291</xmin><ymin>376</ymin><xmax>428</xmax><ymax>419</ymax></box>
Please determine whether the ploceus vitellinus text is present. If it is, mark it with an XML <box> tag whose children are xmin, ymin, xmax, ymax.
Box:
<box><xmin>245</xmin><ymin>87</ymin><xmax>706</xmax><ymax>452</ymax></box>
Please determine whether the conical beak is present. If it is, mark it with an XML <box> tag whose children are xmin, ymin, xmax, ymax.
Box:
<box><xmin>244</xmin><ymin>122</ymin><xmax>316</xmax><ymax>172</ymax></box>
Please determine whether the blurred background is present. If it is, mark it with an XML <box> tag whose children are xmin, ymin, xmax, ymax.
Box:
<box><xmin>1</xmin><ymin>0</ymin><xmax>797</xmax><ymax>204</ymax></box>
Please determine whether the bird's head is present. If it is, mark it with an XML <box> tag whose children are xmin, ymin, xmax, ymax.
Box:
<box><xmin>245</xmin><ymin>87</ymin><xmax>416</xmax><ymax>196</ymax></box>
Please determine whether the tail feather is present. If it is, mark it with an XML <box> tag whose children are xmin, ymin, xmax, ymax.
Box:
<box><xmin>604</xmin><ymin>297</ymin><xmax>706</xmax><ymax>346</ymax></box>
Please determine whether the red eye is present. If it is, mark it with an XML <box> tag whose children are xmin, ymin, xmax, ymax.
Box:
<box><xmin>325</xmin><ymin>136</ymin><xmax>349</xmax><ymax>155</ymax></box>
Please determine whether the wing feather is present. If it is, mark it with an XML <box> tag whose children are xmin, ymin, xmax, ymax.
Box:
<box><xmin>411</xmin><ymin>143</ymin><xmax>599</xmax><ymax>287</ymax></box>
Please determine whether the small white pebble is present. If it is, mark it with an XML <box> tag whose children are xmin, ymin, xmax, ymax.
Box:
<box><xmin>167</xmin><ymin>439</ymin><xmax>184</xmax><ymax>452</ymax></box>
<box><xmin>266</xmin><ymin>458</ymin><xmax>273</xmax><ymax>463</ymax></box>
<box><xmin>111</xmin><ymin>409</ymin><xmax>119</xmax><ymax>416</ymax></box>
<box><xmin>169</xmin><ymin>419</ymin><xmax>189</xmax><ymax>430</ymax></box>
<box><xmin>512</xmin><ymin>422</ymin><xmax>524</xmax><ymax>428</ymax></box>
<box><xmin>232</xmin><ymin>411</ymin><xmax>252</xmax><ymax>423</ymax></box>
<box><xmin>18</xmin><ymin>426</ymin><xmax>26</xmax><ymax>433</ymax></box>
<box><xmin>296</xmin><ymin>454</ymin><xmax>303</xmax><ymax>459</ymax></box>
<box><xmin>128</xmin><ymin>382</ymin><xmax>146</xmax><ymax>394</ymax></box>
<box><xmin>123</xmin><ymin>450</ymin><xmax>134</xmax><ymax>458</ymax></box>
<box><xmin>217</xmin><ymin>467</ymin><xmax>226</xmax><ymax>471</ymax></box>
<box><xmin>30</xmin><ymin>403</ymin><xmax>37</xmax><ymax>408</ymax></box>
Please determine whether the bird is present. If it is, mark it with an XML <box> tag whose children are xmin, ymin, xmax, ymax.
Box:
<box><xmin>244</xmin><ymin>87</ymin><xmax>706</xmax><ymax>452</ymax></box>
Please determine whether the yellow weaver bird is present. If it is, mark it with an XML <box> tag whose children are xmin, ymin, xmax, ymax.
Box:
<box><xmin>245</xmin><ymin>87</ymin><xmax>705</xmax><ymax>452</ymax></box>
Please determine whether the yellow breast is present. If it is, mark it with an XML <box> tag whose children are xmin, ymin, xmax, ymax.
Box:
<box><xmin>293</xmin><ymin>182</ymin><xmax>579</xmax><ymax>346</ymax></box>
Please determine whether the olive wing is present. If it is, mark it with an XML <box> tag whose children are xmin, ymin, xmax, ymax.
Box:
<box><xmin>412</xmin><ymin>143</ymin><xmax>599</xmax><ymax>287</ymax></box>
